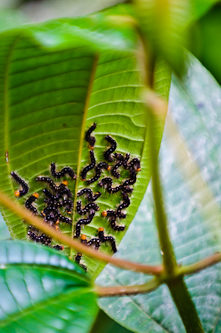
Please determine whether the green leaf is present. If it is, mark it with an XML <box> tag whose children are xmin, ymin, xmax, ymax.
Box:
<box><xmin>0</xmin><ymin>213</ymin><xmax>10</xmax><ymax>240</ymax></box>
<box><xmin>0</xmin><ymin>240</ymin><xmax>98</xmax><ymax>332</ymax></box>
<box><xmin>97</xmin><ymin>55</ymin><xmax>221</xmax><ymax>332</ymax></box>
<box><xmin>91</xmin><ymin>309</ymin><xmax>134</xmax><ymax>333</ymax></box>
<box><xmin>0</xmin><ymin>7</ymin><xmax>171</xmax><ymax>277</ymax></box>
<box><xmin>188</xmin><ymin>4</ymin><xmax>221</xmax><ymax>85</ymax></box>
<box><xmin>133</xmin><ymin>0</ymin><xmax>189</xmax><ymax>75</ymax></box>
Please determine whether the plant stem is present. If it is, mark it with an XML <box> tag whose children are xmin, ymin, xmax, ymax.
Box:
<box><xmin>95</xmin><ymin>278</ymin><xmax>160</xmax><ymax>297</ymax></box>
<box><xmin>167</xmin><ymin>277</ymin><xmax>204</xmax><ymax>333</ymax></box>
<box><xmin>0</xmin><ymin>191</ymin><xmax>163</xmax><ymax>275</ymax></box>
<box><xmin>145</xmin><ymin>91</ymin><xmax>177</xmax><ymax>274</ymax></box>
<box><xmin>180</xmin><ymin>252</ymin><xmax>221</xmax><ymax>276</ymax></box>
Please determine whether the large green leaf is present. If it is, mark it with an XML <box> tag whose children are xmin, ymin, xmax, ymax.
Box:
<box><xmin>0</xmin><ymin>6</ymin><xmax>171</xmax><ymax>277</ymax></box>
<box><xmin>97</xmin><ymin>55</ymin><xmax>221</xmax><ymax>332</ymax></box>
<box><xmin>0</xmin><ymin>240</ymin><xmax>98</xmax><ymax>332</ymax></box>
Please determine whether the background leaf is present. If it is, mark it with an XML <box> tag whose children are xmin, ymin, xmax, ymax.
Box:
<box><xmin>188</xmin><ymin>3</ymin><xmax>221</xmax><ymax>85</ymax></box>
<box><xmin>97</xmin><ymin>54</ymin><xmax>221</xmax><ymax>332</ymax></box>
<box><xmin>0</xmin><ymin>240</ymin><xmax>98</xmax><ymax>332</ymax></box>
<box><xmin>0</xmin><ymin>7</ymin><xmax>170</xmax><ymax>277</ymax></box>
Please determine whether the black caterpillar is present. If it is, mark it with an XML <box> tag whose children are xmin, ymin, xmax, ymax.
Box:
<box><xmin>98</xmin><ymin>227</ymin><xmax>117</xmax><ymax>253</ymax></box>
<box><xmin>76</xmin><ymin>201</ymin><xmax>99</xmax><ymax>215</ymax></box>
<box><xmin>104</xmin><ymin>135</ymin><xmax>117</xmax><ymax>162</ymax></box>
<box><xmin>43</xmin><ymin>189</ymin><xmax>73</xmax><ymax>214</ymax></box>
<box><xmin>81</xmin><ymin>150</ymin><xmax>96</xmax><ymax>181</ymax></box>
<box><xmin>122</xmin><ymin>168</ymin><xmax>137</xmax><ymax>187</ymax></box>
<box><xmin>77</xmin><ymin>188</ymin><xmax>101</xmax><ymax>202</ymax></box>
<box><xmin>86</xmin><ymin>162</ymin><xmax>110</xmax><ymax>184</ymax></box>
<box><xmin>11</xmin><ymin>171</ymin><xmax>29</xmax><ymax>197</ymax></box>
<box><xmin>75</xmin><ymin>211</ymin><xmax>95</xmax><ymax>238</ymax></box>
<box><xmin>28</xmin><ymin>228</ymin><xmax>51</xmax><ymax>245</ymax></box>
<box><xmin>85</xmin><ymin>123</ymin><xmax>96</xmax><ymax>149</ymax></box>
<box><xmin>50</xmin><ymin>163</ymin><xmax>76</xmax><ymax>179</ymax></box>
<box><xmin>98</xmin><ymin>177</ymin><xmax>122</xmax><ymax>194</ymax></box>
<box><xmin>53</xmin><ymin>245</ymin><xmax>64</xmax><ymax>251</ymax></box>
<box><xmin>128</xmin><ymin>158</ymin><xmax>141</xmax><ymax>171</ymax></box>
<box><xmin>102</xmin><ymin>210</ymin><xmax>125</xmax><ymax>231</ymax></box>
<box><xmin>80</xmin><ymin>234</ymin><xmax>100</xmax><ymax>250</ymax></box>
<box><xmin>75</xmin><ymin>253</ymin><xmax>87</xmax><ymax>271</ymax></box>
<box><xmin>36</xmin><ymin>177</ymin><xmax>72</xmax><ymax>198</ymax></box>
<box><xmin>112</xmin><ymin>153</ymin><xmax>130</xmax><ymax>178</ymax></box>
<box><xmin>25</xmin><ymin>193</ymin><xmax>39</xmax><ymax>215</ymax></box>
<box><xmin>117</xmin><ymin>192</ymin><xmax>130</xmax><ymax>217</ymax></box>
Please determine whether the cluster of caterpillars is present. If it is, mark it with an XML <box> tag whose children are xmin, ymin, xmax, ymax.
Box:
<box><xmin>10</xmin><ymin>122</ymin><xmax>141</xmax><ymax>272</ymax></box>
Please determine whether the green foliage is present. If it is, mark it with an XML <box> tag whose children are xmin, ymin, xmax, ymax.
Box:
<box><xmin>0</xmin><ymin>241</ymin><xmax>98</xmax><ymax>332</ymax></box>
<box><xmin>97</xmin><ymin>55</ymin><xmax>221</xmax><ymax>332</ymax></box>
<box><xmin>0</xmin><ymin>6</ymin><xmax>170</xmax><ymax>277</ymax></box>
<box><xmin>0</xmin><ymin>1</ymin><xmax>220</xmax><ymax>332</ymax></box>
<box><xmin>189</xmin><ymin>4</ymin><xmax>221</xmax><ymax>84</ymax></box>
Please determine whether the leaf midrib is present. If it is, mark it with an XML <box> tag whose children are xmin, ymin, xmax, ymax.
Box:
<box><xmin>70</xmin><ymin>54</ymin><xmax>99</xmax><ymax>255</ymax></box>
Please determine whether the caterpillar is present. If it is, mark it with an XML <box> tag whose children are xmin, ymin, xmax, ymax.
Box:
<box><xmin>81</xmin><ymin>150</ymin><xmax>96</xmax><ymax>181</ymax></box>
<box><xmin>25</xmin><ymin>193</ymin><xmax>39</xmax><ymax>215</ymax></box>
<box><xmin>128</xmin><ymin>158</ymin><xmax>141</xmax><ymax>172</ymax></box>
<box><xmin>85</xmin><ymin>123</ymin><xmax>96</xmax><ymax>149</ymax></box>
<box><xmin>56</xmin><ymin>212</ymin><xmax>72</xmax><ymax>225</ymax></box>
<box><xmin>53</xmin><ymin>245</ymin><xmax>64</xmax><ymax>251</ymax></box>
<box><xmin>112</xmin><ymin>153</ymin><xmax>130</xmax><ymax>177</ymax></box>
<box><xmin>98</xmin><ymin>177</ymin><xmax>122</xmax><ymax>194</ymax></box>
<box><xmin>11</xmin><ymin>171</ymin><xmax>29</xmax><ymax>197</ymax></box>
<box><xmin>122</xmin><ymin>168</ymin><xmax>137</xmax><ymax>187</ymax></box>
<box><xmin>63</xmin><ymin>199</ymin><xmax>73</xmax><ymax>214</ymax></box>
<box><xmin>75</xmin><ymin>253</ymin><xmax>87</xmax><ymax>271</ymax></box>
<box><xmin>117</xmin><ymin>192</ymin><xmax>130</xmax><ymax>217</ymax></box>
<box><xmin>27</xmin><ymin>229</ymin><xmax>51</xmax><ymax>246</ymax></box>
<box><xmin>101</xmin><ymin>210</ymin><xmax>125</xmax><ymax>231</ymax></box>
<box><xmin>77</xmin><ymin>188</ymin><xmax>101</xmax><ymax>202</ymax></box>
<box><xmin>50</xmin><ymin>163</ymin><xmax>76</xmax><ymax>179</ymax></box>
<box><xmin>102</xmin><ymin>209</ymin><xmax>126</xmax><ymax>219</ymax></box>
<box><xmin>104</xmin><ymin>135</ymin><xmax>117</xmax><ymax>162</ymax></box>
<box><xmin>80</xmin><ymin>234</ymin><xmax>100</xmax><ymax>250</ymax></box>
<box><xmin>43</xmin><ymin>189</ymin><xmax>73</xmax><ymax>214</ymax></box>
<box><xmin>36</xmin><ymin>177</ymin><xmax>68</xmax><ymax>192</ymax></box>
<box><xmin>86</xmin><ymin>162</ymin><xmax>110</xmax><ymax>184</ymax></box>
<box><xmin>76</xmin><ymin>201</ymin><xmax>99</xmax><ymax>215</ymax></box>
<box><xmin>98</xmin><ymin>227</ymin><xmax>117</xmax><ymax>253</ymax></box>
<box><xmin>75</xmin><ymin>211</ymin><xmax>95</xmax><ymax>238</ymax></box>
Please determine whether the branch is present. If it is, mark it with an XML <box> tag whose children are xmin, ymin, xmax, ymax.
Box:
<box><xmin>0</xmin><ymin>191</ymin><xmax>163</xmax><ymax>275</ymax></box>
<box><xmin>180</xmin><ymin>252</ymin><xmax>221</xmax><ymax>276</ymax></box>
<box><xmin>95</xmin><ymin>278</ymin><xmax>160</xmax><ymax>297</ymax></box>
<box><xmin>143</xmin><ymin>89</ymin><xmax>177</xmax><ymax>275</ymax></box>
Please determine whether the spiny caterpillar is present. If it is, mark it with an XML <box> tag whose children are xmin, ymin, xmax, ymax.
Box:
<box><xmin>75</xmin><ymin>253</ymin><xmax>87</xmax><ymax>271</ymax></box>
<box><xmin>25</xmin><ymin>193</ymin><xmax>39</xmax><ymax>215</ymax></box>
<box><xmin>98</xmin><ymin>177</ymin><xmax>122</xmax><ymax>194</ymax></box>
<box><xmin>81</xmin><ymin>150</ymin><xmax>96</xmax><ymax>181</ymax></box>
<box><xmin>112</xmin><ymin>153</ymin><xmax>130</xmax><ymax>178</ymax></box>
<box><xmin>11</xmin><ymin>171</ymin><xmax>29</xmax><ymax>197</ymax></box>
<box><xmin>77</xmin><ymin>188</ymin><xmax>101</xmax><ymax>202</ymax></box>
<box><xmin>76</xmin><ymin>201</ymin><xmax>99</xmax><ymax>215</ymax></box>
<box><xmin>86</xmin><ymin>162</ymin><xmax>110</xmax><ymax>184</ymax></box>
<box><xmin>75</xmin><ymin>211</ymin><xmax>96</xmax><ymax>238</ymax></box>
<box><xmin>98</xmin><ymin>227</ymin><xmax>117</xmax><ymax>253</ymax></box>
<box><xmin>80</xmin><ymin>234</ymin><xmax>101</xmax><ymax>250</ymax></box>
<box><xmin>50</xmin><ymin>163</ymin><xmax>76</xmax><ymax>179</ymax></box>
<box><xmin>104</xmin><ymin>135</ymin><xmax>117</xmax><ymax>162</ymax></box>
<box><xmin>85</xmin><ymin>123</ymin><xmax>96</xmax><ymax>149</ymax></box>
